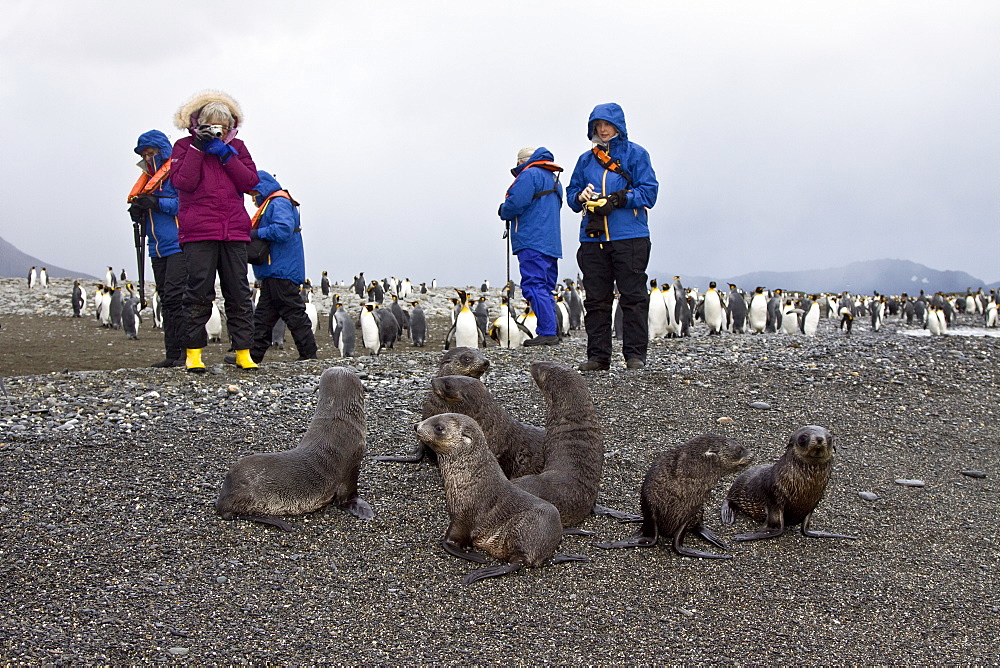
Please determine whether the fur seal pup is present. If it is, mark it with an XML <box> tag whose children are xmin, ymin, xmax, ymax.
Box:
<box><xmin>216</xmin><ymin>366</ymin><xmax>373</xmax><ymax>528</ymax></box>
<box><xmin>597</xmin><ymin>434</ymin><xmax>753</xmax><ymax>558</ymax></box>
<box><xmin>721</xmin><ymin>425</ymin><xmax>858</xmax><ymax>541</ymax></box>
<box><xmin>374</xmin><ymin>347</ymin><xmax>492</xmax><ymax>464</ymax></box>
<box><xmin>416</xmin><ymin>413</ymin><xmax>587</xmax><ymax>584</ymax></box>
<box><xmin>511</xmin><ymin>362</ymin><xmax>603</xmax><ymax>527</ymax></box>
<box><xmin>427</xmin><ymin>374</ymin><xmax>545</xmax><ymax>479</ymax></box>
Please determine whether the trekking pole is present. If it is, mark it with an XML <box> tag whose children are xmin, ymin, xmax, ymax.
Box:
<box><xmin>132</xmin><ymin>218</ymin><xmax>147</xmax><ymax>309</ymax></box>
<box><xmin>503</xmin><ymin>221</ymin><xmax>514</xmax><ymax>347</ymax></box>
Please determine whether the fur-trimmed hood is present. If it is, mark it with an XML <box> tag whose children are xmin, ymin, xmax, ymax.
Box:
<box><xmin>173</xmin><ymin>89</ymin><xmax>244</xmax><ymax>133</ymax></box>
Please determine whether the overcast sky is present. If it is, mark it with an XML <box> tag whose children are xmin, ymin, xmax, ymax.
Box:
<box><xmin>2</xmin><ymin>0</ymin><xmax>997</xmax><ymax>287</ymax></box>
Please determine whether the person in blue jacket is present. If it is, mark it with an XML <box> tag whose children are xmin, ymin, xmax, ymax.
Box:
<box><xmin>245</xmin><ymin>170</ymin><xmax>317</xmax><ymax>364</ymax></box>
<box><xmin>499</xmin><ymin>146</ymin><xmax>564</xmax><ymax>346</ymax></box>
<box><xmin>566</xmin><ymin>102</ymin><xmax>658</xmax><ymax>371</ymax></box>
<box><xmin>129</xmin><ymin>129</ymin><xmax>190</xmax><ymax>368</ymax></box>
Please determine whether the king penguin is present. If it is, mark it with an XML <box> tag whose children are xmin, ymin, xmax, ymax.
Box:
<box><xmin>802</xmin><ymin>296</ymin><xmax>821</xmax><ymax>337</ymax></box>
<box><xmin>71</xmin><ymin>280</ymin><xmax>85</xmax><ymax>318</ymax></box>
<box><xmin>320</xmin><ymin>271</ymin><xmax>330</xmax><ymax>296</ymax></box>
<box><xmin>647</xmin><ymin>279</ymin><xmax>668</xmax><ymax>339</ymax></box>
<box><xmin>408</xmin><ymin>300</ymin><xmax>427</xmax><ymax>347</ymax></box>
<box><xmin>331</xmin><ymin>300</ymin><xmax>356</xmax><ymax>357</ymax></box>
<box><xmin>206</xmin><ymin>301</ymin><xmax>223</xmax><ymax>342</ymax></box>
<box><xmin>703</xmin><ymin>281</ymin><xmax>725</xmax><ymax>335</ymax></box>
<box><xmin>360</xmin><ymin>303</ymin><xmax>381</xmax><ymax>355</ymax></box>
<box><xmin>122</xmin><ymin>296</ymin><xmax>140</xmax><ymax>339</ymax></box>
<box><xmin>109</xmin><ymin>286</ymin><xmax>124</xmax><ymax>330</ymax></box>
<box><xmin>445</xmin><ymin>289</ymin><xmax>483</xmax><ymax>349</ymax></box>
<box><xmin>27</xmin><ymin>266</ymin><xmax>36</xmax><ymax>290</ymax></box>
<box><xmin>39</xmin><ymin>268</ymin><xmax>48</xmax><ymax>289</ymax></box>
<box><xmin>748</xmin><ymin>287</ymin><xmax>768</xmax><ymax>334</ymax></box>
<box><xmin>727</xmin><ymin>284</ymin><xmax>747</xmax><ymax>333</ymax></box>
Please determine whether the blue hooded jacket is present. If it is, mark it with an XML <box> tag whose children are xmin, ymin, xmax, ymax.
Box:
<box><xmin>566</xmin><ymin>103</ymin><xmax>658</xmax><ymax>242</ymax></box>
<box><xmin>498</xmin><ymin>146</ymin><xmax>563</xmax><ymax>259</ymax></box>
<box><xmin>250</xmin><ymin>171</ymin><xmax>306</xmax><ymax>284</ymax></box>
<box><xmin>133</xmin><ymin>130</ymin><xmax>181</xmax><ymax>258</ymax></box>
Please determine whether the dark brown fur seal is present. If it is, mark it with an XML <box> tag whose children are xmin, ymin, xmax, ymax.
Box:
<box><xmin>511</xmin><ymin>361</ymin><xmax>604</xmax><ymax>527</ymax></box>
<box><xmin>216</xmin><ymin>367</ymin><xmax>373</xmax><ymax>527</ymax></box>
<box><xmin>415</xmin><ymin>413</ymin><xmax>587</xmax><ymax>584</ymax></box>
<box><xmin>374</xmin><ymin>347</ymin><xmax>490</xmax><ymax>464</ymax></box>
<box><xmin>721</xmin><ymin>425</ymin><xmax>858</xmax><ymax>541</ymax></box>
<box><xmin>427</xmin><ymin>374</ymin><xmax>545</xmax><ymax>479</ymax></box>
<box><xmin>597</xmin><ymin>434</ymin><xmax>753</xmax><ymax>558</ymax></box>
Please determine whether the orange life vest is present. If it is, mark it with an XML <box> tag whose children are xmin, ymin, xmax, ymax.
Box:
<box><xmin>127</xmin><ymin>162</ymin><xmax>171</xmax><ymax>203</ymax></box>
<box><xmin>251</xmin><ymin>190</ymin><xmax>298</xmax><ymax>228</ymax></box>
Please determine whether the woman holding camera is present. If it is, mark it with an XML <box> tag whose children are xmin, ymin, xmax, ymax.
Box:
<box><xmin>566</xmin><ymin>102</ymin><xmax>658</xmax><ymax>371</ymax></box>
<box><xmin>170</xmin><ymin>90</ymin><xmax>260</xmax><ymax>371</ymax></box>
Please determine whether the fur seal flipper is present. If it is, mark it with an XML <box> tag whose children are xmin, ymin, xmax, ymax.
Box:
<box><xmin>372</xmin><ymin>446</ymin><xmax>426</xmax><ymax>464</ymax></box>
<box><xmin>235</xmin><ymin>515</ymin><xmax>296</xmax><ymax>532</ymax></box>
<box><xmin>592</xmin><ymin>504</ymin><xmax>642</xmax><ymax>522</ymax></box>
<box><xmin>722</xmin><ymin>425</ymin><xmax>858</xmax><ymax>542</ymax></box>
<box><xmin>216</xmin><ymin>367</ymin><xmax>373</xmax><ymax>523</ymax></box>
<box><xmin>341</xmin><ymin>497</ymin><xmax>375</xmax><ymax>520</ymax></box>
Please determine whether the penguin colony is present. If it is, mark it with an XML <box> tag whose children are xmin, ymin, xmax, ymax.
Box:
<box><xmin>41</xmin><ymin>267</ymin><xmax>1000</xmax><ymax>358</ymax></box>
<box><xmin>207</xmin><ymin>347</ymin><xmax>858</xmax><ymax>585</ymax></box>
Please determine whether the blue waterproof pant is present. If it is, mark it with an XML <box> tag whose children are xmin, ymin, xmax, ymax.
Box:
<box><xmin>517</xmin><ymin>249</ymin><xmax>559</xmax><ymax>336</ymax></box>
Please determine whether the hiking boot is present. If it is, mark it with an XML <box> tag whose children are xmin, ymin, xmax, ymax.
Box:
<box><xmin>523</xmin><ymin>335</ymin><xmax>560</xmax><ymax>347</ymax></box>
<box><xmin>185</xmin><ymin>348</ymin><xmax>206</xmax><ymax>373</ymax></box>
<box><xmin>234</xmin><ymin>349</ymin><xmax>259</xmax><ymax>369</ymax></box>
<box><xmin>626</xmin><ymin>358</ymin><xmax>646</xmax><ymax>370</ymax></box>
<box><xmin>578</xmin><ymin>359</ymin><xmax>610</xmax><ymax>372</ymax></box>
<box><xmin>223</xmin><ymin>353</ymin><xmax>237</xmax><ymax>365</ymax></box>
<box><xmin>151</xmin><ymin>358</ymin><xmax>180</xmax><ymax>368</ymax></box>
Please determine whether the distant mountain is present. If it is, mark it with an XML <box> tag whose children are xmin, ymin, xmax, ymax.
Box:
<box><xmin>649</xmin><ymin>259</ymin><xmax>990</xmax><ymax>296</ymax></box>
<box><xmin>0</xmin><ymin>235</ymin><xmax>96</xmax><ymax>279</ymax></box>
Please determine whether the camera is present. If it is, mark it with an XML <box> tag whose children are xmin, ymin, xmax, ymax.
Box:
<box><xmin>197</xmin><ymin>124</ymin><xmax>227</xmax><ymax>139</ymax></box>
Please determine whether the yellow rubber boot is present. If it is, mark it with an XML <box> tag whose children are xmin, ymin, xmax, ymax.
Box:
<box><xmin>234</xmin><ymin>349</ymin><xmax>259</xmax><ymax>369</ymax></box>
<box><xmin>185</xmin><ymin>348</ymin><xmax>206</xmax><ymax>373</ymax></box>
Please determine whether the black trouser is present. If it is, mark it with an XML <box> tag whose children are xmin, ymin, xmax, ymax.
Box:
<box><xmin>151</xmin><ymin>252</ymin><xmax>189</xmax><ymax>361</ymax></box>
<box><xmin>577</xmin><ymin>237</ymin><xmax>650</xmax><ymax>363</ymax></box>
<box><xmin>250</xmin><ymin>278</ymin><xmax>318</xmax><ymax>362</ymax></box>
<box><xmin>182</xmin><ymin>240</ymin><xmax>254</xmax><ymax>350</ymax></box>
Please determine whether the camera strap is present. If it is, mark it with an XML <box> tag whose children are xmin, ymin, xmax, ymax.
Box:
<box><xmin>127</xmin><ymin>162</ymin><xmax>171</xmax><ymax>203</ymax></box>
<box><xmin>591</xmin><ymin>146</ymin><xmax>632</xmax><ymax>186</ymax></box>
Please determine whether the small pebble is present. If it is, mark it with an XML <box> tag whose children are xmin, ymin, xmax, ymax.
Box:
<box><xmin>858</xmin><ymin>491</ymin><xmax>878</xmax><ymax>501</ymax></box>
<box><xmin>748</xmin><ymin>401</ymin><xmax>771</xmax><ymax>410</ymax></box>
<box><xmin>717</xmin><ymin>416</ymin><xmax>733</xmax><ymax>424</ymax></box>
<box><xmin>895</xmin><ymin>479</ymin><xmax>925</xmax><ymax>487</ymax></box>
<box><xmin>167</xmin><ymin>647</ymin><xmax>189</xmax><ymax>656</ymax></box>
<box><xmin>960</xmin><ymin>470</ymin><xmax>986</xmax><ymax>479</ymax></box>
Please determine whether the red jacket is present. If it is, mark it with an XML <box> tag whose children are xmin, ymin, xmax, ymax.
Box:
<box><xmin>170</xmin><ymin>136</ymin><xmax>259</xmax><ymax>243</ymax></box>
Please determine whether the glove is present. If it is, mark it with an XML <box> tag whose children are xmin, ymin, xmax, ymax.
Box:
<box><xmin>606</xmin><ymin>190</ymin><xmax>629</xmax><ymax>208</ymax></box>
<box><xmin>132</xmin><ymin>195</ymin><xmax>158</xmax><ymax>210</ymax></box>
<box><xmin>577</xmin><ymin>183</ymin><xmax>596</xmax><ymax>203</ymax></box>
<box><xmin>204</xmin><ymin>138</ymin><xmax>227</xmax><ymax>156</ymax></box>
<box><xmin>585</xmin><ymin>214</ymin><xmax>605</xmax><ymax>238</ymax></box>
<box><xmin>250</xmin><ymin>228</ymin><xmax>260</xmax><ymax>240</ymax></box>
<box><xmin>128</xmin><ymin>204</ymin><xmax>145</xmax><ymax>223</ymax></box>
<box><xmin>587</xmin><ymin>198</ymin><xmax>615</xmax><ymax>217</ymax></box>
<box><xmin>205</xmin><ymin>140</ymin><xmax>238</xmax><ymax>163</ymax></box>
<box><xmin>190</xmin><ymin>134</ymin><xmax>207</xmax><ymax>151</ymax></box>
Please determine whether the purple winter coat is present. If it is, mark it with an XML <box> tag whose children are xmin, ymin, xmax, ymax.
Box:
<box><xmin>170</xmin><ymin>136</ymin><xmax>259</xmax><ymax>244</ymax></box>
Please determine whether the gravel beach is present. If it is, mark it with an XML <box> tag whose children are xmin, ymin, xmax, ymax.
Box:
<box><xmin>1</xmin><ymin>278</ymin><xmax>997</xmax><ymax>664</ymax></box>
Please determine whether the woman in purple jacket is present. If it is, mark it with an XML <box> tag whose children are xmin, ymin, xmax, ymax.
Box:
<box><xmin>171</xmin><ymin>90</ymin><xmax>260</xmax><ymax>371</ymax></box>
